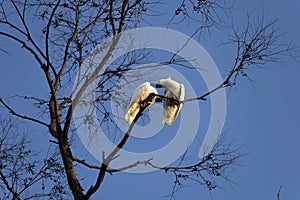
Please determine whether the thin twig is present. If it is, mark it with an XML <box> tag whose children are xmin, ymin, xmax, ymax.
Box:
<box><xmin>277</xmin><ymin>185</ymin><xmax>283</xmax><ymax>200</ymax></box>
<box><xmin>73</xmin><ymin>157</ymin><xmax>101</xmax><ymax>170</ymax></box>
<box><xmin>0</xmin><ymin>98</ymin><xmax>49</xmax><ymax>127</ymax></box>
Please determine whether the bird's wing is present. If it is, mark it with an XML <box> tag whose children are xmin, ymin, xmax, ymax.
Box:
<box><xmin>179</xmin><ymin>84</ymin><xmax>185</xmax><ymax>101</ymax></box>
<box><xmin>162</xmin><ymin>89</ymin><xmax>172</xmax><ymax>125</ymax></box>
<box><xmin>127</xmin><ymin>83</ymin><xmax>148</xmax><ymax>109</ymax></box>
<box><xmin>162</xmin><ymin>89</ymin><xmax>177</xmax><ymax>125</ymax></box>
<box><xmin>125</xmin><ymin>101</ymin><xmax>140</xmax><ymax>123</ymax></box>
<box><xmin>125</xmin><ymin>82</ymin><xmax>158</xmax><ymax>124</ymax></box>
<box><xmin>125</xmin><ymin>83</ymin><xmax>147</xmax><ymax>123</ymax></box>
<box><xmin>162</xmin><ymin>83</ymin><xmax>184</xmax><ymax>126</ymax></box>
<box><xmin>170</xmin><ymin>84</ymin><xmax>185</xmax><ymax>121</ymax></box>
<box><xmin>169</xmin><ymin>84</ymin><xmax>184</xmax><ymax>124</ymax></box>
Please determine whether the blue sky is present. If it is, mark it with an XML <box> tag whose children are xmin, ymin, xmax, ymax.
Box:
<box><xmin>0</xmin><ymin>0</ymin><xmax>300</xmax><ymax>199</ymax></box>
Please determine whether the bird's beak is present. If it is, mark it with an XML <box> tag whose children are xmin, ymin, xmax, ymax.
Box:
<box><xmin>155</xmin><ymin>84</ymin><xmax>163</xmax><ymax>88</ymax></box>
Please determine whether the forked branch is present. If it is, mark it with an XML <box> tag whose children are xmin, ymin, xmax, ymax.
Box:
<box><xmin>84</xmin><ymin>93</ymin><xmax>156</xmax><ymax>198</ymax></box>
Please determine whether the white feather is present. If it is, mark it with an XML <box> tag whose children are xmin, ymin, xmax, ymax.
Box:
<box><xmin>156</xmin><ymin>77</ymin><xmax>185</xmax><ymax>126</ymax></box>
<box><xmin>125</xmin><ymin>82</ymin><xmax>158</xmax><ymax>124</ymax></box>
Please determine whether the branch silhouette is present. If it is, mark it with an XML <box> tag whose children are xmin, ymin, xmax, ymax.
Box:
<box><xmin>0</xmin><ymin>98</ymin><xmax>49</xmax><ymax>127</ymax></box>
<box><xmin>84</xmin><ymin>91</ymin><xmax>155</xmax><ymax>198</ymax></box>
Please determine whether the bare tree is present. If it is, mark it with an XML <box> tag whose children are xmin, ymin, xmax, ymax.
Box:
<box><xmin>0</xmin><ymin>1</ymin><xmax>294</xmax><ymax>199</ymax></box>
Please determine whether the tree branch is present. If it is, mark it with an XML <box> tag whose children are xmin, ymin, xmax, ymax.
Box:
<box><xmin>0</xmin><ymin>31</ymin><xmax>44</xmax><ymax>67</ymax></box>
<box><xmin>0</xmin><ymin>170</ymin><xmax>21</xmax><ymax>200</ymax></box>
<box><xmin>72</xmin><ymin>157</ymin><xmax>101</xmax><ymax>170</ymax></box>
<box><xmin>84</xmin><ymin>111</ymin><xmax>137</xmax><ymax>198</ymax></box>
<box><xmin>44</xmin><ymin>0</ymin><xmax>61</xmax><ymax>78</ymax></box>
<box><xmin>106</xmin><ymin>158</ymin><xmax>154</xmax><ymax>173</ymax></box>
<box><xmin>84</xmin><ymin>93</ymin><xmax>154</xmax><ymax>198</ymax></box>
<box><xmin>277</xmin><ymin>185</ymin><xmax>283</xmax><ymax>200</ymax></box>
<box><xmin>118</xmin><ymin>0</ymin><xmax>129</xmax><ymax>34</ymax></box>
<box><xmin>10</xmin><ymin>0</ymin><xmax>50</xmax><ymax>70</ymax></box>
<box><xmin>54</xmin><ymin>1</ymin><xmax>80</xmax><ymax>90</ymax></box>
<box><xmin>109</xmin><ymin>0</ymin><xmax>116</xmax><ymax>35</ymax></box>
<box><xmin>0</xmin><ymin>98</ymin><xmax>49</xmax><ymax>127</ymax></box>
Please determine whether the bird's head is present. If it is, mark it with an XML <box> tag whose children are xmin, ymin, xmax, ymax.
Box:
<box><xmin>155</xmin><ymin>80</ymin><xmax>163</xmax><ymax>88</ymax></box>
<box><xmin>156</xmin><ymin>77</ymin><xmax>172</xmax><ymax>88</ymax></box>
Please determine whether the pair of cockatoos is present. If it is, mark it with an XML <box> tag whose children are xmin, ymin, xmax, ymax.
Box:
<box><xmin>125</xmin><ymin>77</ymin><xmax>185</xmax><ymax>126</ymax></box>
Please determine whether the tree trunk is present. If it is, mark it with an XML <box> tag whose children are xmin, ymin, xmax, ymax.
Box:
<box><xmin>58</xmin><ymin>136</ymin><xmax>84</xmax><ymax>200</ymax></box>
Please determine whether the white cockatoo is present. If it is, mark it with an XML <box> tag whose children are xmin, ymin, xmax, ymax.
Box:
<box><xmin>125</xmin><ymin>82</ymin><xmax>158</xmax><ymax>124</ymax></box>
<box><xmin>156</xmin><ymin>77</ymin><xmax>185</xmax><ymax>126</ymax></box>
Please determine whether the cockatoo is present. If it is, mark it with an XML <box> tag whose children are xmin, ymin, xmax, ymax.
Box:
<box><xmin>156</xmin><ymin>77</ymin><xmax>185</xmax><ymax>126</ymax></box>
<box><xmin>125</xmin><ymin>82</ymin><xmax>158</xmax><ymax>124</ymax></box>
